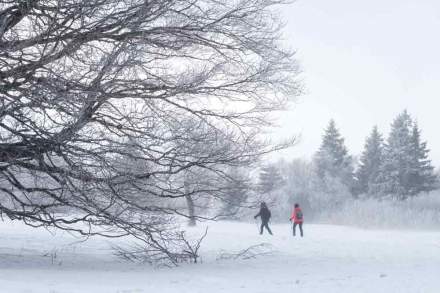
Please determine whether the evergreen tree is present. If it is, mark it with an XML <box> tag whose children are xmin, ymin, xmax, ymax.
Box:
<box><xmin>408</xmin><ymin>122</ymin><xmax>437</xmax><ymax>194</ymax></box>
<box><xmin>372</xmin><ymin>110</ymin><xmax>438</xmax><ymax>198</ymax></box>
<box><xmin>374</xmin><ymin>111</ymin><xmax>438</xmax><ymax>198</ymax></box>
<box><xmin>374</xmin><ymin>110</ymin><xmax>413</xmax><ymax>198</ymax></box>
<box><xmin>259</xmin><ymin>165</ymin><xmax>284</xmax><ymax>194</ymax></box>
<box><xmin>314</xmin><ymin>120</ymin><xmax>354</xmax><ymax>189</ymax></box>
<box><xmin>220</xmin><ymin>167</ymin><xmax>251</xmax><ymax>219</ymax></box>
<box><xmin>355</xmin><ymin>126</ymin><xmax>384</xmax><ymax>195</ymax></box>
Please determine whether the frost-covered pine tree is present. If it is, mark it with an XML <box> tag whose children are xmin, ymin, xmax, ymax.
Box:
<box><xmin>373</xmin><ymin>111</ymin><xmax>437</xmax><ymax>198</ymax></box>
<box><xmin>374</xmin><ymin>110</ymin><xmax>413</xmax><ymax>198</ymax></box>
<box><xmin>355</xmin><ymin>126</ymin><xmax>384</xmax><ymax>196</ymax></box>
<box><xmin>314</xmin><ymin>120</ymin><xmax>354</xmax><ymax>190</ymax></box>
<box><xmin>408</xmin><ymin>122</ymin><xmax>437</xmax><ymax>195</ymax></box>
<box><xmin>219</xmin><ymin>167</ymin><xmax>251</xmax><ymax>219</ymax></box>
<box><xmin>259</xmin><ymin>165</ymin><xmax>284</xmax><ymax>194</ymax></box>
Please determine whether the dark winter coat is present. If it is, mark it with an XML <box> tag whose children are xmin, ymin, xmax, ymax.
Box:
<box><xmin>255</xmin><ymin>207</ymin><xmax>271</xmax><ymax>222</ymax></box>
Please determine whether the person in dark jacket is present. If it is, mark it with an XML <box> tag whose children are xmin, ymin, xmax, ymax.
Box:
<box><xmin>289</xmin><ymin>203</ymin><xmax>304</xmax><ymax>237</ymax></box>
<box><xmin>254</xmin><ymin>202</ymin><xmax>273</xmax><ymax>235</ymax></box>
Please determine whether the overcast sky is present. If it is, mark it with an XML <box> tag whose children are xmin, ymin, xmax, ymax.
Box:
<box><xmin>273</xmin><ymin>0</ymin><xmax>440</xmax><ymax>166</ymax></box>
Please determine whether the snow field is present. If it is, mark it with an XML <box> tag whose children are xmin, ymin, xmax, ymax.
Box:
<box><xmin>0</xmin><ymin>219</ymin><xmax>439</xmax><ymax>293</ymax></box>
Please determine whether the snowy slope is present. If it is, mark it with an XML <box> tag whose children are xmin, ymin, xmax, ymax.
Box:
<box><xmin>0</xmin><ymin>219</ymin><xmax>439</xmax><ymax>293</ymax></box>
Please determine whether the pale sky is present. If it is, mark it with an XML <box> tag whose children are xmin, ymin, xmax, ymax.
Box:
<box><xmin>273</xmin><ymin>0</ymin><xmax>440</xmax><ymax>166</ymax></box>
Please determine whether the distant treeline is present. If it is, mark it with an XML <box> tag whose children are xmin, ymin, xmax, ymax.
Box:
<box><xmin>251</xmin><ymin>110</ymin><xmax>439</xmax><ymax>222</ymax></box>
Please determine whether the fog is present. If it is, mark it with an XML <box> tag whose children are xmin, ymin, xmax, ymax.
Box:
<box><xmin>275</xmin><ymin>0</ymin><xmax>440</xmax><ymax>165</ymax></box>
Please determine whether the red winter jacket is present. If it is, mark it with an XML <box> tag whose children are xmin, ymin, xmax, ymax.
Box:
<box><xmin>290</xmin><ymin>207</ymin><xmax>304</xmax><ymax>224</ymax></box>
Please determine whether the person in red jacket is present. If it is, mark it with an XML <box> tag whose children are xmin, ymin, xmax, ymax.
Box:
<box><xmin>290</xmin><ymin>203</ymin><xmax>304</xmax><ymax>237</ymax></box>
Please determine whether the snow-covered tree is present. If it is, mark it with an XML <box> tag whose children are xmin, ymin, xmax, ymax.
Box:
<box><xmin>309</xmin><ymin>173</ymin><xmax>353</xmax><ymax>213</ymax></box>
<box><xmin>408</xmin><ymin>122</ymin><xmax>437</xmax><ymax>195</ymax></box>
<box><xmin>0</xmin><ymin>0</ymin><xmax>300</xmax><ymax>265</ymax></box>
<box><xmin>355</xmin><ymin>126</ymin><xmax>384</xmax><ymax>196</ymax></box>
<box><xmin>314</xmin><ymin>120</ymin><xmax>354</xmax><ymax>190</ymax></box>
<box><xmin>258</xmin><ymin>165</ymin><xmax>284</xmax><ymax>194</ymax></box>
<box><xmin>219</xmin><ymin>167</ymin><xmax>252</xmax><ymax>220</ymax></box>
<box><xmin>373</xmin><ymin>111</ymin><xmax>413</xmax><ymax>198</ymax></box>
<box><xmin>277</xmin><ymin>159</ymin><xmax>314</xmax><ymax>218</ymax></box>
<box><xmin>373</xmin><ymin>111</ymin><xmax>437</xmax><ymax>198</ymax></box>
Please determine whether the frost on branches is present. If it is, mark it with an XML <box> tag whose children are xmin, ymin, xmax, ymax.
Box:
<box><xmin>372</xmin><ymin>111</ymin><xmax>437</xmax><ymax>199</ymax></box>
<box><xmin>355</xmin><ymin>126</ymin><xmax>384</xmax><ymax>196</ymax></box>
<box><xmin>0</xmin><ymin>0</ymin><xmax>300</xmax><ymax>265</ymax></box>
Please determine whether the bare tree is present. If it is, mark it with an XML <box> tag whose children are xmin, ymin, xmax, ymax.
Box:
<box><xmin>0</xmin><ymin>0</ymin><xmax>300</xmax><ymax>262</ymax></box>
<box><xmin>184</xmin><ymin>170</ymin><xmax>197</xmax><ymax>226</ymax></box>
<box><xmin>216</xmin><ymin>243</ymin><xmax>274</xmax><ymax>261</ymax></box>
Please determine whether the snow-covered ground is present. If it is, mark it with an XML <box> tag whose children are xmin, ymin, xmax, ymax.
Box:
<box><xmin>0</xmin><ymin>219</ymin><xmax>439</xmax><ymax>293</ymax></box>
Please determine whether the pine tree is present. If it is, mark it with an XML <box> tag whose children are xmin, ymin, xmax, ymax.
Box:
<box><xmin>355</xmin><ymin>126</ymin><xmax>384</xmax><ymax>195</ymax></box>
<box><xmin>408</xmin><ymin>122</ymin><xmax>437</xmax><ymax>194</ymax></box>
<box><xmin>374</xmin><ymin>111</ymin><xmax>438</xmax><ymax>198</ymax></box>
<box><xmin>259</xmin><ymin>165</ymin><xmax>284</xmax><ymax>194</ymax></box>
<box><xmin>220</xmin><ymin>167</ymin><xmax>251</xmax><ymax>219</ymax></box>
<box><xmin>374</xmin><ymin>110</ymin><xmax>413</xmax><ymax>198</ymax></box>
<box><xmin>314</xmin><ymin>120</ymin><xmax>354</xmax><ymax>189</ymax></box>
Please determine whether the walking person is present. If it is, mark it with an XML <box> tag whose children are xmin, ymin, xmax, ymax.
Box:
<box><xmin>290</xmin><ymin>203</ymin><xmax>304</xmax><ymax>237</ymax></box>
<box><xmin>254</xmin><ymin>202</ymin><xmax>273</xmax><ymax>235</ymax></box>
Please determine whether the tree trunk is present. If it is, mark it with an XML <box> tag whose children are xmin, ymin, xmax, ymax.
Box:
<box><xmin>185</xmin><ymin>194</ymin><xmax>196</xmax><ymax>227</ymax></box>
<box><xmin>184</xmin><ymin>176</ymin><xmax>196</xmax><ymax>226</ymax></box>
